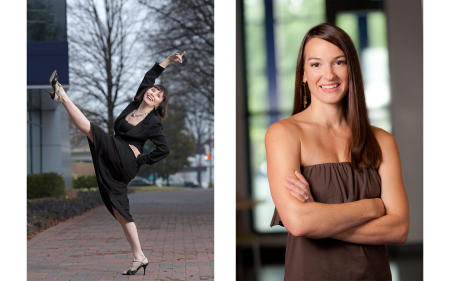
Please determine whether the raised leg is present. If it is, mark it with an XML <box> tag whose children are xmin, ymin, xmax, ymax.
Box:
<box><xmin>54</xmin><ymin>83</ymin><xmax>93</xmax><ymax>142</ymax></box>
<box><xmin>112</xmin><ymin>207</ymin><xmax>148</xmax><ymax>274</ymax></box>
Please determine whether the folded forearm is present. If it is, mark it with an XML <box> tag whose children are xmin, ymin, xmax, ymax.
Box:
<box><xmin>291</xmin><ymin>199</ymin><xmax>383</xmax><ymax>238</ymax></box>
<box><xmin>331</xmin><ymin>214</ymin><xmax>408</xmax><ymax>245</ymax></box>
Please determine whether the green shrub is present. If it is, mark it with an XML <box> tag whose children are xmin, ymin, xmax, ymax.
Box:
<box><xmin>27</xmin><ymin>173</ymin><xmax>65</xmax><ymax>199</ymax></box>
<box><xmin>72</xmin><ymin>175</ymin><xmax>98</xmax><ymax>189</ymax></box>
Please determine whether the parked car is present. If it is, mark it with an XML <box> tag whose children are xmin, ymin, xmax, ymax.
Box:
<box><xmin>184</xmin><ymin>181</ymin><xmax>199</xmax><ymax>188</ymax></box>
<box><xmin>128</xmin><ymin>176</ymin><xmax>152</xmax><ymax>187</ymax></box>
<box><xmin>167</xmin><ymin>175</ymin><xmax>184</xmax><ymax>187</ymax></box>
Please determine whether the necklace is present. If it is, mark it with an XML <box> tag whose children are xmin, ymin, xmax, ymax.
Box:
<box><xmin>130</xmin><ymin>110</ymin><xmax>150</xmax><ymax>118</ymax></box>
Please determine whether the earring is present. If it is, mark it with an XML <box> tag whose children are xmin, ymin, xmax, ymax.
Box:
<box><xmin>302</xmin><ymin>82</ymin><xmax>308</xmax><ymax>107</ymax></box>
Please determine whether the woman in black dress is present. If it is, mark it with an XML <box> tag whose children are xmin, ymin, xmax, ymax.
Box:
<box><xmin>48</xmin><ymin>51</ymin><xmax>185</xmax><ymax>275</ymax></box>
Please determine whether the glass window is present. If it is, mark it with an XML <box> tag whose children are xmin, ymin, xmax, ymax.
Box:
<box><xmin>30</xmin><ymin>111</ymin><xmax>42</xmax><ymax>173</ymax></box>
<box><xmin>337</xmin><ymin>12</ymin><xmax>391</xmax><ymax>131</ymax></box>
<box><xmin>27</xmin><ymin>90</ymin><xmax>43</xmax><ymax>174</ymax></box>
<box><xmin>244</xmin><ymin>0</ymin><xmax>326</xmax><ymax>233</ymax></box>
<box><xmin>27</xmin><ymin>0</ymin><xmax>67</xmax><ymax>41</ymax></box>
<box><xmin>244</xmin><ymin>0</ymin><xmax>268</xmax><ymax>113</ymax></box>
<box><xmin>27</xmin><ymin>112</ymin><xmax>32</xmax><ymax>174</ymax></box>
<box><xmin>274</xmin><ymin>0</ymin><xmax>326</xmax><ymax>113</ymax></box>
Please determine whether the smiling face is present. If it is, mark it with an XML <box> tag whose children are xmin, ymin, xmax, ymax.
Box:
<box><xmin>143</xmin><ymin>86</ymin><xmax>164</xmax><ymax>107</ymax></box>
<box><xmin>302</xmin><ymin>37</ymin><xmax>349</xmax><ymax>106</ymax></box>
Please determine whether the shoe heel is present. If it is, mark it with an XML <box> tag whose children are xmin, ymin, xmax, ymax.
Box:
<box><xmin>48</xmin><ymin>70</ymin><xmax>59</xmax><ymax>101</ymax></box>
<box><xmin>49</xmin><ymin>70</ymin><xmax>58</xmax><ymax>86</ymax></box>
<box><xmin>143</xmin><ymin>263</ymin><xmax>148</xmax><ymax>275</ymax></box>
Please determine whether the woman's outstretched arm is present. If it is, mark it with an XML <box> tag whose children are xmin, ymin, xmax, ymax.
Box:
<box><xmin>265</xmin><ymin>121</ymin><xmax>385</xmax><ymax>238</ymax></box>
<box><xmin>330</xmin><ymin>128</ymin><xmax>410</xmax><ymax>244</ymax></box>
<box><xmin>134</xmin><ymin>63</ymin><xmax>165</xmax><ymax>99</ymax></box>
<box><xmin>134</xmin><ymin>51</ymin><xmax>185</xmax><ymax>99</ymax></box>
<box><xmin>159</xmin><ymin>51</ymin><xmax>185</xmax><ymax>68</ymax></box>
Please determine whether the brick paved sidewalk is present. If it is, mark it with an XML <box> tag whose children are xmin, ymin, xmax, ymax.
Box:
<box><xmin>28</xmin><ymin>189</ymin><xmax>214</xmax><ymax>281</ymax></box>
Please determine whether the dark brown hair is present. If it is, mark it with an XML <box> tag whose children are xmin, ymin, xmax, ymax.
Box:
<box><xmin>293</xmin><ymin>23</ymin><xmax>381</xmax><ymax>169</ymax></box>
<box><xmin>134</xmin><ymin>85</ymin><xmax>169</xmax><ymax>119</ymax></box>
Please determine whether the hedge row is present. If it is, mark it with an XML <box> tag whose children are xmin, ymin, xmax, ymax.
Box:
<box><xmin>27</xmin><ymin>173</ymin><xmax>100</xmax><ymax>199</ymax></box>
<box><xmin>27</xmin><ymin>172</ymin><xmax>65</xmax><ymax>199</ymax></box>
<box><xmin>72</xmin><ymin>175</ymin><xmax>98</xmax><ymax>189</ymax></box>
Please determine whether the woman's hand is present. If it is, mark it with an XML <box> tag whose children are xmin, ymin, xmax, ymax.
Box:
<box><xmin>129</xmin><ymin>144</ymin><xmax>141</xmax><ymax>158</ymax></box>
<box><xmin>160</xmin><ymin>51</ymin><xmax>186</xmax><ymax>68</ymax></box>
<box><xmin>285</xmin><ymin>170</ymin><xmax>314</xmax><ymax>202</ymax></box>
<box><xmin>168</xmin><ymin>51</ymin><xmax>185</xmax><ymax>63</ymax></box>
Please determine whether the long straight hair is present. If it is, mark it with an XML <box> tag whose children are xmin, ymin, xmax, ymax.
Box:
<box><xmin>293</xmin><ymin>23</ymin><xmax>381</xmax><ymax>169</ymax></box>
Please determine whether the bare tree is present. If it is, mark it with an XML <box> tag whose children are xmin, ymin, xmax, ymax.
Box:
<box><xmin>185</xmin><ymin>103</ymin><xmax>213</xmax><ymax>186</ymax></box>
<box><xmin>137</xmin><ymin>0</ymin><xmax>214</xmax><ymax>119</ymax></box>
<box><xmin>67</xmin><ymin>0</ymin><xmax>213</xmax><ymax>186</ymax></box>
<box><xmin>67</xmin><ymin>0</ymin><xmax>145</xmax><ymax>135</ymax></box>
<box><xmin>137</xmin><ymin>0</ymin><xmax>214</xmax><ymax>186</ymax></box>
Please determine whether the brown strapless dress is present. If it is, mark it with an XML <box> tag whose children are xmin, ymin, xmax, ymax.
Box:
<box><xmin>271</xmin><ymin>162</ymin><xmax>392</xmax><ymax>281</ymax></box>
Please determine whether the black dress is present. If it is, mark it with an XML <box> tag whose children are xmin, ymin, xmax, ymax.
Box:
<box><xmin>87</xmin><ymin>63</ymin><xmax>170</xmax><ymax>222</ymax></box>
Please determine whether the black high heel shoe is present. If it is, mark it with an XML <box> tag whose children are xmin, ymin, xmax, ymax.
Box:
<box><xmin>122</xmin><ymin>258</ymin><xmax>149</xmax><ymax>275</ymax></box>
<box><xmin>48</xmin><ymin>70</ymin><xmax>59</xmax><ymax>101</ymax></box>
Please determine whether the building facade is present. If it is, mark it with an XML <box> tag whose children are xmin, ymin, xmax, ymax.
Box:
<box><xmin>27</xmin><ymin>0</ymin><xmax>72</xmax><ymax>186</ymax></box>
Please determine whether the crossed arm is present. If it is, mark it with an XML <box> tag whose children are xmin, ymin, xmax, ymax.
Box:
<box><xmin>265</xmin><ymin>122</ymin><xmax>409</xmax><ymax>245</ymax></box>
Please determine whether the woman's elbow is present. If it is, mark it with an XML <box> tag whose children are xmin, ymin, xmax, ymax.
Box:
<box><xmin>285</xmin><ymin>219</ymin><xmax>311</xmax><ymax>237</ymax></box>
<box><xmin>395</xmin><ymin>222</ymin><xmax>409</xmax><ymax>244</ymax></box>
<box><xmin>287</xmin><ymin>226</ymin><xmax>306</xmax><ymax>237</ymax></box>
<box><xmin>388</xmin><ymin>218</ymin><xmax>409</xmax><ymax>244</ymax></box>
<box><xmin>161</xmin><ymin>145</ymin><xmax>170</xmax><ymax>157</ymax></box>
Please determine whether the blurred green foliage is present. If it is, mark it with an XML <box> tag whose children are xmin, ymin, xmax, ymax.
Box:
<box><xmin>27</xmin><ymin>172</ymin><xmax>65</xmax><ymax>199</ymax></box>
<box><xmin>72</xmin><ymin>175</ymin><xmax>98</xmax><ymax>189</ymax></box>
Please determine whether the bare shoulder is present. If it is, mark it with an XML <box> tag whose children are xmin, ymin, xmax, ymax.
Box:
<box><xmin>371</xmin><ymin>126</ymin><xmax>398</xmax><ymax>150</ymax></box>
<box><xmin>371</xmin><ymin>126</ymin><xmax>401</xmax><ymax>168</ymax></box>
<box><xmin>265</xmin><ymin>116</ymin><xmax>303</xmax><ymax>146</ymax></box>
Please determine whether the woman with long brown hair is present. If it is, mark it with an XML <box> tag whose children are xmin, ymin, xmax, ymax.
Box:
<box><xmin>265</xmin><ymin>23</ymin><xmax>409</xmax><ymax>280</ymax></box>
<box><xmin>48</xmin><ymin>51</ymin><xmax>184</xmax><ymax>275</ymax></box>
